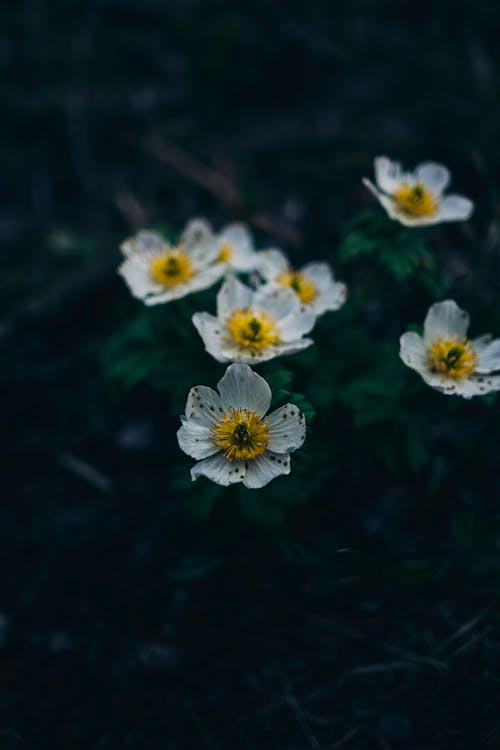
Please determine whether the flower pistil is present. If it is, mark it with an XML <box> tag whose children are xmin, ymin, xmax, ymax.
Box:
<box><xmin>226</xmin><ymin>308</ymin><xmax>280</xmax><ymax>351</ymax></box>
<box><xmin>427</xmin><ymin>336</ymin><xmax>477</xmax><ymax>379</ymax></box>
<box><xmin>393</xmin><ymin>182</ymin><xmax>438</xmax><ymax>218</ymax></box>
<box><xmin>211</xmin><ymin>407</ymin><xmax>269</xmax><ymax>460</ymax></box>
<box><xmin>150</xmin><ymin>249</ymin><xmax>193</xmax><ymax>286</ymax></box>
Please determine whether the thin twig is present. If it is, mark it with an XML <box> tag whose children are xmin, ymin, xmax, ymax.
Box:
<box><xmin>57</xmin><ymin>452</ymin><xmax>113</xmax><ymax>493</ymax></box>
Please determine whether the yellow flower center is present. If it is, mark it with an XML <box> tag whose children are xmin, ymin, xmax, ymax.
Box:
<box><xmin>150</xmin><ymin>249</ymin><xmax>193</xmax><ymax>286</ymax></box>
<box><xmin>216</xmin><ymin>242</ymin><xmax>233</xmax><ymax>263</ymax></box>
<box><xmin>276</xmin><ymin>270</ymin><xmax>316</xmax><ymax>304</ymax></box>
<box><xmin>393</xmin><ymin>182</ymin><xmax>438</xmax><ymax>218</ymax></box>
<box><xmin>427</xmin><ymin>336</ymin><xmax>477</xmax><ymax>379</ymax></box>
<box><xmin>211</xmin><ymin>407</ymin><xmax>269</xmax><ymax>461</ymax></box>
<box><xmin>226</xmin><ymin>308</ymin><xmax>280</xmax><ymax>351</ymax></box>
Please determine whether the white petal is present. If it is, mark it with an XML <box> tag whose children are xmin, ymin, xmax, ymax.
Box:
<box><xmin>118</xmin><ymin>257</ymin><xmax>162</xmax><ymax>300</ymax></box>
<box><xmin>415</xmin><ymin>162</ymin><xmax>450</xmax><ymax>195</ymax></box>
<box><xmin>451</xmin><ymin>376</ymin><xmax>500</xmax><ymax>399</ymax></box>
<box><xmin>217</xmin><ymin>363</ymin><xmax>271</xmax><ymax>416</ymax></box>
<box><xmin>242</xmin><ymin>451</ymin><xmax>291</xmax><ymax>489</ymax></box>
<box><xmin>219</xmin><ymin>223</ymin><xmax>253</xmax><ymax>253</ymax></box>
<box><xmin>177</xmin><ymin>419</ymin><xmax>219</xmax><ymax>459</ymax></box>
<box><xmin>363</xmin><ymin>183</ymin><xmax>408</xmax><ymax>224</ymax></box>
<box><xmin>438</xmin><ymin>194</ymin><xmax>474</xmax><ymax>222</ymax></box>
<box><xmin>223</xmin><ymin>242</ymin><xmax>260</xmax><ymax>272</ymax></box>
<box><xmin>266</xmin><ymin>404</ymin><xmax>306</xmax><ymax>453</ymax></box>
<box><xmin>185</xmin><ymin>385</ymin><xmax>224</xmax><ymax>427</ymax></box>
<box><xmin>472</xmin><ymin>334</ymin><xmax>493</xmax><ymax>353</ymax></box>
<box><xmin>179</xmin><ymin>219</ymin><xmax>219</xmax><ymax>266</ymax></box>
<box><xmin>217</xmin><ymin>276</ymin><xmax>253</xmax><ymax>320</ymax></box>
<box><xmin>309</xmin><ymin>281</ymin><xmax>347</xmax><ymax>315</ymax></box>
<box><xmin>192</xmin><ymin>312</ymin><xmax>227</xmax><ymax>363</ymax></box>
<box><xmin>278</xmin><ymin>307</ymin><xmax>316</xmax><ymax>341</ymax></box>
<box><xmin>259</xmin><ymin>248</ymin><xmax>289</xmax><ymax>281</ymax></box>
<box><xmin>180</xmin><ymin>218</ymin><xmax>214</xmax><ymax>249</ymax></box>
<box><xmin>300</xmin><ymin>262</ymin><xmax>333</xmax><ymax>291</ymax></box>
<box><xmin>423</xmin><ymin>300</ymin><xmax>469</xmax><ymax>344</ymax></box>
<box><xmin>274</xmin><ymin>339</ymin><xmax>314</xmax><ymax>357</ymax></box>
<box><xmin>191</xmin><ymin>453</ymin><xmax>246</xmax><ymax>486</ymax></box>
<box><xmin>373</xmin><ymin>156</ymin><xmax>405</xmax><ymax>193</ymax></box>
<box><xmin>399</xmin><ymin>331</ymin><xmax>427</xmax><ymax>372</ymax></box>
<box><xmin>120</xmin><ymin>230</ymin><xmax>167</xmax><ymax>259</ymax></box>
<box><xmin>252</xmin><ymin>284</ymin><xmax>298</xmax><ymax>321</ymax></box>
<box><xmin>217</xmin><ymin>342</ymin><xmax>279</xmax><ymax>364</ymax></box>
<box><xmin>218</xmin><ymin>338</ymin><xmax>313</xmax><ymax>364</ymax></box>
<box><xmin>476</xmin><ymin>338</ymin><xmax>500</xmax><ymax>373</ymax></box>
<box><xmin>469</xmin><ymin>374</ymin><xmax>500</xmax><ymax>395</ymax></box>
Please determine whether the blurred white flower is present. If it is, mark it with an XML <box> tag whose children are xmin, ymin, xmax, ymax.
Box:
<box><xmin>363</xmin><ymin>156</ymin><xmax>474</xmax><ymax>227</ymax></box>
<box><xmin>192</xmin><ymin>275</ymin><xmax>315</xmax><ymax>364</ymax></box>
<box><xmin>118</xmin><ymin>227</ymin><xmax>224</xmax><ymax>305</ymax></box>
<box><xmin>177</xmin><ymin>363</ymin><xmax>307</xmax><ymax>488</ymax></box>
<box><xmin>259</xmin><ymin>248</ymin><xmax>347</xmax><ymax>316</ymax></box>
<box><xmin>400</xmin><ymin>300</ymin><xmax>500</xmax><ymax>398</ymax></box>
<box><xmin>181</xmin><ymin>218</ymin><xmax>260</xmax><ymax>273</ymax></box>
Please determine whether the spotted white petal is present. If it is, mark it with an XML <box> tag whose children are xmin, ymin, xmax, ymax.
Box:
<box><xmin>177</xmin><ymin>418</ymin><xmax>219</xmax><ymax>460</ymax></box>
<box><xmin>437</xmin><ymin>194</ymin><xmax>474</xmax><ymax>222</ymax></box>
<box><xmin>217</xmin><ymin>275</ymin><xmax>253</xmax><ymax>319</ymax></box>
<box><xmin>185</xmin><ymin>385</ymin><xmax>223</xmax><ymax>427</ymax></box>
<box><xmin>415</xmin><ymin>162</ymin><xmax>450</xmax><ymax>195</ymax></box>
<box><xmin>423</xmin><ymin>300</ymin><xmax>469</xmax><ymax>344</ymax></box>
<box><xmin>217</xmin><ymin>362</ymin><xmax>272</xmax><ymax>417</ymax></box>
<box><xmin>242</xmin><ymin>450</ymin><xmax>291</xmax><ymax>489</ymax></box>
<box><xmin>445</xmin><ymin>375</ymin><xmax>500</xmax><ymax>400</ymax></box>
<box><xmin>191</xmin><ymin>453</ymin><xmax>246</xmax><ymax>486</ymax></box>
<box><xmin>259</xmin><ymin>248</ymin><xmax>289</xmax><ymax>281</ymax></box>
<box><xmin>475</xmin><ymin>338</ymin><xmax>500</xmax><ymax>374</ymax></box>
<box><xmin>266</xmin><ymin>404</ymin><xmax>306</xmax><ymax>453</ymax></box>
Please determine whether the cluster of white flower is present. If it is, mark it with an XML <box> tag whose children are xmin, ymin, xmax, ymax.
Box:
<box><xmin>118</xmin><ymin>216</ymin><xmax>346</xmax><ymax>487</ymax></box>
<box><xmin>117</xmin><ymin>156</ymin><xmax>500</xmax><ymax>488</ymax></box>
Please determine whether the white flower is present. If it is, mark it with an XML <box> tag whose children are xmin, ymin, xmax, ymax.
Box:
<box><xmin>192</xmin><ymin>275</ymin><xmax>316</xmax><ymax>364</ymax></box>
<box><xmin>177</xmin><ymin>363</ymin><xmax>307</xmax><ymax>488</ymax></box>
<box><xmin>400</xmin><ymin>300</ymin><xmax>500</xmax><ymax>398</ymax></box>
<box><xmin>118</xmin><ymin>226</ymin><xmax>224</xmax><ymax>305</ymax></box>
<box><xmin>180</xmin><ymin>218</ymin><xmax>260</xmax><ymax>273</ymax></box>
<box><xmin>363</xmin><ymin>156</ymin><xmax>474</xmax><ymax>227</ymax></box>
<box><xmin>259</xmin><ymin>248</ymin><xmax>347</xmax><ymax>316</ymax></box>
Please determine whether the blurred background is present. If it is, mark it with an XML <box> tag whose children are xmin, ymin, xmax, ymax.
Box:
<box><xmin>2</xmin><ymin>2</ymin><xmax>500</xmax><ymax>748</ymax></box>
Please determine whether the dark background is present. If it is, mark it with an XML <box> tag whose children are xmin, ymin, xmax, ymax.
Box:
<box><xmin>2</xmin><ymin>2</ymin><xmax>500</xmax><ymax>749</ymax></box>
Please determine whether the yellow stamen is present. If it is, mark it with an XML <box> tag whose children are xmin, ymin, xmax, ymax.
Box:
<box><xmin>216</xmin><ymin>242</ymin><xmax>233</xmax><ymax>263</ymax></box>
<box><xmin>393</xmin><ymin>182</ymin><xmax>438</xmax><ymax>218</ymax></box>
<box><xmin>212</xmin><ymin>407</ymin><xmax>269</xmax><ymax>461</ymax></box>
<box><xmin>226</xmin><ymin>308</ymin><xmax>280</xmax><ymax>351</ymax></box>
<box><xmin>150</xmin><ymin>249</ymin><xmax>193</xmax><ymax>286</ymax></box>
<box><xmin>427</xmin><ymin>336</ymin><xmax>477</xmax><ymax>379</ymax></box>
<box><xmin>276</xmin><ymin>270</ymin><xmax>316</xmax><ymax>304</ymax></box>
